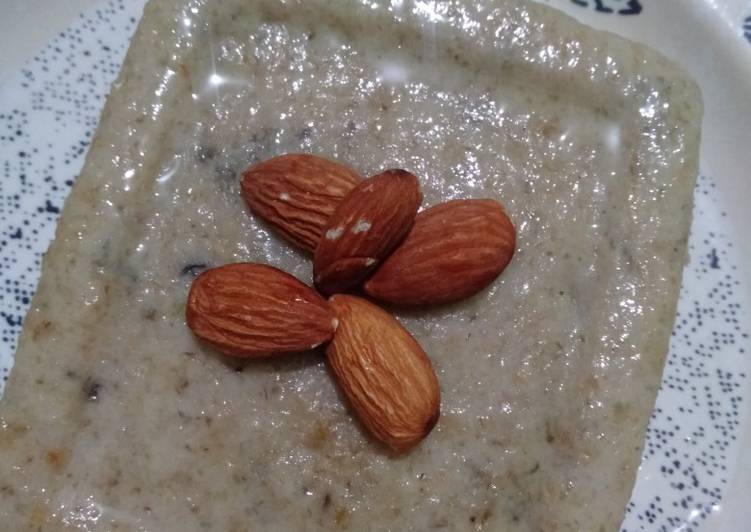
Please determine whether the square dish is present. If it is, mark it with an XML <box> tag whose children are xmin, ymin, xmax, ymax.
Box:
<box><xmin>0</xmin><ymin>0</ymin><xmax>701</xmax><ymax>530</ymax></box>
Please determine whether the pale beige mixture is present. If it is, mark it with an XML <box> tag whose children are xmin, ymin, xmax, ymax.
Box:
<box><xmin>0</xmin><ymin>0</ymin><xmax>701</xmax><ymax>530</ymax></box>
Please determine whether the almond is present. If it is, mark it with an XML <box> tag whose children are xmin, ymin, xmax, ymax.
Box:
<box><xmin>186</xmin><ymin>263</ymin><xmax>337</xmax><ymax>357</ymax></box>
<box><xmin>364</xmin><ymin>199</ymin><xmax>515</xmax><ymax>307</ymax></box>
<box><xmin>326</xmin><ymin>294</ymin><xmax>440</xmax><ymax>452</ymax></box>
<box><xmin>314</xmin><ymin>169</ymin><xmax>422</xmax><ymax>295</ymax></box>
<box><xmin>241</xmin><ymin>154</ymin><xmax>361</xmax><ymax>253</ymax></box>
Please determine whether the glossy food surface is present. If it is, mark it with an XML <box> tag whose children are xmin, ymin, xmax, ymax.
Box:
<box><xmin>0</xmin><ymin>0</ymin><xmax>700</xmax><ymax>530</ymax></box>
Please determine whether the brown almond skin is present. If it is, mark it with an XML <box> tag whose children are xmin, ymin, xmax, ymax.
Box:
<box><xmin>186</xmin><ymin>263</ymin><xmax>337</xmax><ymax>357</ymax></box>
<box><xmin>314</xmin><ymin>169</ymin><xmax>422</xmax><ymax>295</ymax></box>
<box><xmin>241</xmin><ymin>154</ymin><xmax>361</xmax><ymax>253</ymax></box>
<box><xmin>364</xmin><ymin>199</ymin><xmax>515</xmax><ymax>307</ymax></box>
<box><xmin>326</xmin><ymin>294</ymin><xmax>440</xmax><ymax>453</ymax></box>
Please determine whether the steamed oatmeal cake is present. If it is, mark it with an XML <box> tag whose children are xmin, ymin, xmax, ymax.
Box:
<box><xmin>0</xmin><ymin>0</ymin><xmax>701</xmax><ymax>530</ymax></box>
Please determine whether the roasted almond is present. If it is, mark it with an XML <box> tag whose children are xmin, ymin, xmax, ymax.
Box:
<box><xmin>314</xmin><ymin>169</ymin><xmax>422</xmax><ymax>295</ymax></box>
<box><xmin>241</xmin><ymin>154</ymin><xmax>361</xmax><ymax>253</ymax></box>
<box><xmin>186</xmin><ymin>263</ymin><xmax>337</xmax><ymax>357</ymax></box>
<box><xmin>326</xmin><ymin>294</ymin><xmax>440</xmax><ymax>452</ymax></box>
<box><xmin>364</xmin><ymin>199</ymin><xmax>515</xmax><ymax>307</ymax></box>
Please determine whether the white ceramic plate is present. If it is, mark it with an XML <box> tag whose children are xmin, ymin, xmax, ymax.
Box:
<box><xmin>1</xmin><ymin>1</ymin><xmax>749</xmax><ymax>530</ymax></box>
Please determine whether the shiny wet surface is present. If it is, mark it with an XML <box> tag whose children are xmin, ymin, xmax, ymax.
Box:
<box><xmin>0</xmin><ymin>0</ymin><xmax>701</xmax><ymax>530</ymax></box>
